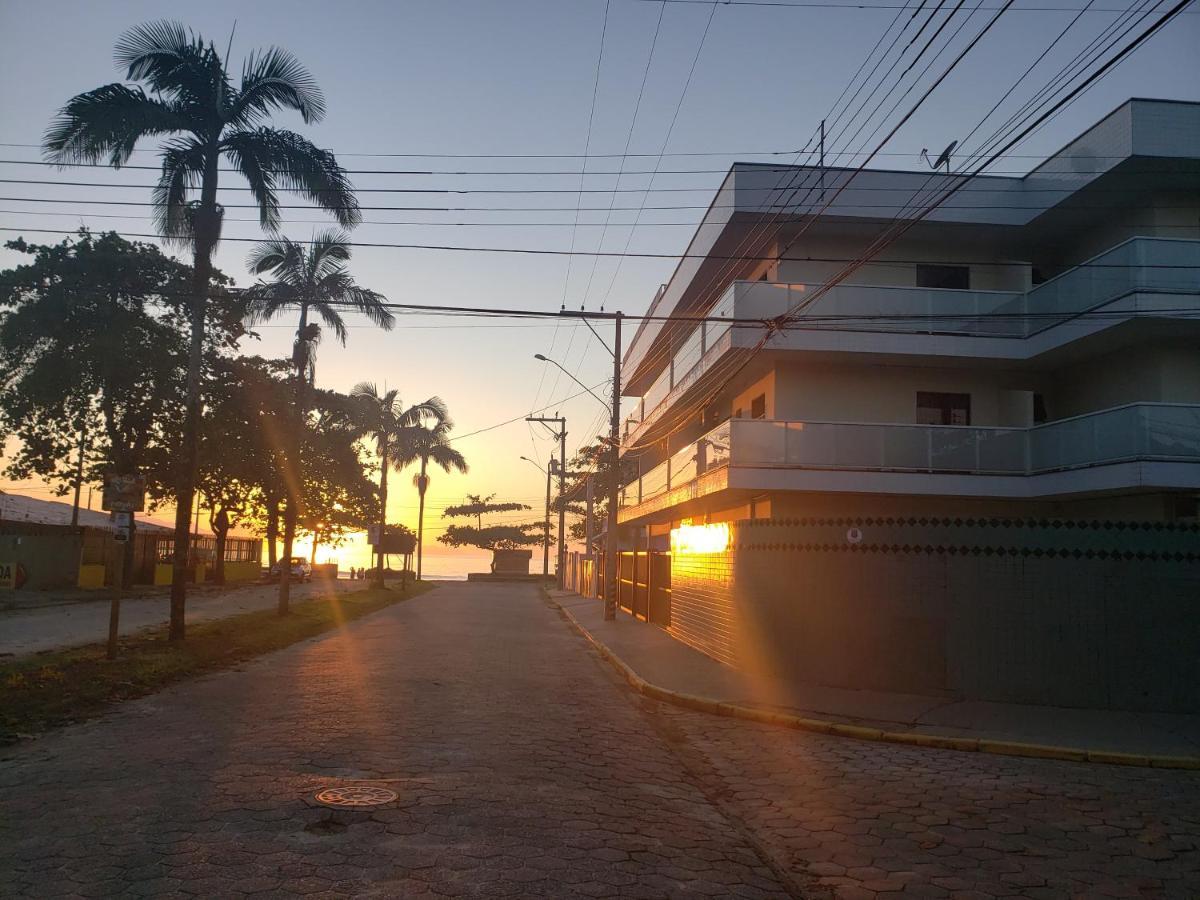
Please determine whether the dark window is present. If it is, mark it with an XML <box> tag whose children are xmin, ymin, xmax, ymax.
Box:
<box><xmin>750</xmin><ymin>394</ymin><xmax>767</xmax><ymax>419</ymax></box>
<box><xmin>1173</xmin><ymin>495</ymin><xmax>1199</xmax><ymax>520</ymax></box>
<box><xmin>916</xmin><ymin>391</ymin><xmax>971</xmax><ymax>426</ymax></box>
<box><xmin>733</xmin><ymin>407</ymin><xmax>744</xmax><ymax>419</ymax></box>
<box><xmin>1033</xmin><ymin>393</ymin><xmax>1047</xmax><ymax>424</ymax></box>
<box><xmin>916</xmin><ymin>264</ymin><xmax>970</xmax><ymax>290</ymax></box>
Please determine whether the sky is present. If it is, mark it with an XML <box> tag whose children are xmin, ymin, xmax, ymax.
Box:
<box><xmin>1</xmin><ymin>0</ymin><xmax>1197</xmax><ymax>573</ymax></box>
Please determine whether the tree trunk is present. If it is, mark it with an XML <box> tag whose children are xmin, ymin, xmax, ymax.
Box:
<box><xmin>416</xmin><ymin>464</ymin><xmax>428</xmax><ymax>581</ymax></box>
<box><xmin>279</xmin><ymin>500</ymin><xmax>295</xmax><ymax>615</ymax></box>
<box><xmin>169</xmin><ymin>151</ymin><xmax>220</xmax><ymax>642</ymax></box>
<box><xmin>375</xmin><ymin>447</ymin><xmax>388</xmax><ymax>588</ymax></box>
<box><xmin>212</xmin><ymin>506</ymin><xmax>229</xmax><ymax>585</ymax></box>
<box><xmin>266</xmin><ymin>495</ymin><xmax>279</xmax><ymax>567</ymax></box>
<box><xmin>278</xmin><ymin>301</ymin><xmax>310</xmax><ymax>615</ymax></box>
<box><xmin>123</xmin><ymin>517</ymin><xmax>137</xmax><ymax>589</ymax></box>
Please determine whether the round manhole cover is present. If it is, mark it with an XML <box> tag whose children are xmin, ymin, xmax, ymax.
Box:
<box><xmin>314</xmin><ymin>785</ymin><xmax>398</xmax><ymax>809</ymax></box>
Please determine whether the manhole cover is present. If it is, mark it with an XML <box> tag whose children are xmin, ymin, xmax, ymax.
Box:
<box><xmin>314</xmin><ymin>785</ymin><xmax>398</xmax><ymax>809</ymax></box>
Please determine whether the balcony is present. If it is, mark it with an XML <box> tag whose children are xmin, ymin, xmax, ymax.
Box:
<box><xmin>618</xmin><ymin>403</ymin><xmax>1200</xmax><ymax>521</ymax></box>
<box><xmin>622</xmin><ymin>238</ymin><xmax>1200</xmax><ymax>444</ymax></box>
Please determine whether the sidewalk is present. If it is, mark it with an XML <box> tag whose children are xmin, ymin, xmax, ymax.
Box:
<box><xmin>0</xmin><ymin>577</ymin><xmax>368</xmax><ymax>657</ymax></box>
<box><xmin>550</xmin><ymin>590</ymin><xmax>1200</xmax><ymax>765</ymax></box>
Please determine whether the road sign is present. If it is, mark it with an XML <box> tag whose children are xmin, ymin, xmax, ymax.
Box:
<box><xmin>0</xmin><ymin>562</ymin><xmax>15</xmax><ymax>589</ymax></box>
<box><xmin>112</xmin><ymin>511</ymin><xmax>133</xmax><ymax>542</ymax></box>
<box><xmin>102</xmin><ymin>473</ymin><xmax>145</xmax><ymax>513</ymax></box>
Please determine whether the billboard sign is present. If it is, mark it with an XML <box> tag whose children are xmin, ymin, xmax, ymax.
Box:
<box><xmin>102</xmin><ymin>473</ymin><xmax>146</xmax><ymax>513</ymax></box>
<box><xmin>367</xmin><ymin>525</ymin><xmax>416</xmax><ymax>554</ymax></box>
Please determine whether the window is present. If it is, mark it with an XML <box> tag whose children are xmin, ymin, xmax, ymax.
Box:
<box><xmin>1033</xmin><ymin>393</ymin><xmax>1047</xmax><ymax>424</ymax></box>
<box><xmin>750</xmin><ymin>394</ymin><xmax>767</xmax><ymax>419</ymax></box>
<box><xmin>916</xmin><ymin>264</ymin><xmax>970</xmax><ymax>290</ymax></box>
<box><xmin>916</xmin><ymin>391</ymin><xmax>971</xmax><ymax>426</ymax></box>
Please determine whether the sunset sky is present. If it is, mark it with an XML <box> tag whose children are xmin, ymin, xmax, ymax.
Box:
<box><xmin>1</xmin><ymin>0</ymin><xmax>1197</xmax><ymax>572</ymax></box>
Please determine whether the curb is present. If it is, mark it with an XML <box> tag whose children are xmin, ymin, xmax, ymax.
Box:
<box><xmin>549</xmin><ymin>596</ymin><xmax>1200</xmax><ymax>771</ymax></box>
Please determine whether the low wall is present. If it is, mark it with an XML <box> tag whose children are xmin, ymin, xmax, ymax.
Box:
<box><xmin>669</xmin><ymin>518</ymin><xmax>1200</xmax><ymax>713</ymax></box>
<box><xmin>0</xmin><ymin>525</ymin><xmax>83</xmax><ymax>591</ymax></box>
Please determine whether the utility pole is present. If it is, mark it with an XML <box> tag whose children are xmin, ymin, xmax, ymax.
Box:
<box><xmin>604</xmin><ymin>313</ymin><xmax>622</xmax><ymax>620</ymax></box>
<box><xmin>584</xmin><ymin>475</ymin><xmax>595</xmax><ymax>597</ymax></box>
<box><xmin>819</xmin><ymin>118</ymin><xmax>826</xmax><ymax>201</ymax></box>
<box><xmin>542</xmin><ymin>461</ymin><xmax>553</xmax><ymax>577</ymax></box>
<box><xmin>71</xmin><ymin>424</ymin><xmax>87</xmax><ymax>527</ymax></box>
<box><xmin>526</xmin><ymin>415</ymin><xmax>567</xmax><ymax>588</ymax></box>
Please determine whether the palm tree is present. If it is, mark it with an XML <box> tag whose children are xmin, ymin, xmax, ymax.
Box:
<box><xmin>395</xmin><ymin>421</ymin><xmax>468</xmax><ymax>581</ymax></box>
<box><xmin>351</xmin><ymin>384</ymin><xmax>447</xmax><ymax>587</ymax></box>
<box><xmin>44</xmin><ymin>21</ymin><xmax>360</xmax><ymax>640</ymax></box>
<box><xmin>245</xmin><ymin>232</ymin><xmax>394</xmax><ymax>613</ymax></box>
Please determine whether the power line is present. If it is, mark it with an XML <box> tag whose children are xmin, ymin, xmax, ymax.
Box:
<box><xmin>0</xmin><ymin>141</ymin><xmax>1161</xmax><ymax>160</ymax></box>
<box><xmin>637</xmin><ymin>0</ymin><xmax>1197</xmax><ymax>9</ymax></box>
<box><xmin>3</xmin><ymin>227</ymin><xmax>1195</xmax><ymax>269</ymax></box>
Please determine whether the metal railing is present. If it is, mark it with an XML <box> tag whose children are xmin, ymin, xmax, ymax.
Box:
<box><xmin>622</xmin><ymin>238</ymin><xmax>1200</xmax><ymax>436</ymax></box>
<box><xmin>618</xmin><ymin>403</ymin><xmax>1200</xmax><ymax>509</ymax></box>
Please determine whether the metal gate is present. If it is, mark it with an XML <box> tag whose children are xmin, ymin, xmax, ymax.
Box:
<box><xmin>617</xmin><ymin>551</ymin><xmax>671</xmax><ymax>625</ymax></box>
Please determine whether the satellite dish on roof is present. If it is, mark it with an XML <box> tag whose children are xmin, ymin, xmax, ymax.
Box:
<box><xmin>920</xmin><ymin>140</ymin><xmax>958</xmax><ymax>172</ymax></box>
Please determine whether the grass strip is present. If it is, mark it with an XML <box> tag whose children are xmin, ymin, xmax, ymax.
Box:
<box><xmin>0</xmin><ymin>581</ymin><xmax>435</xmax><ymax>742</ymax></box>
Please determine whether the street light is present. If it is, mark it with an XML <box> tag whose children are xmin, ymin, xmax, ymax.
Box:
<box><xmin>519</xmin><ymin>455</ymin><xmax>553</xmax><ymax>578</ymax></box>
<box><xmin>533</xmin><ymin>354</ymin><xmax>610</xmax><ymax>410</ymax></box>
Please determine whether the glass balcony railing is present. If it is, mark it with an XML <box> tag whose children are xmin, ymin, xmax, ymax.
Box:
<box><xmin>618</xmin><ymin>404</ymin><xmax>1200</xmax><ymax>511</ymax></box>
<box><xmin>623</xmin><ymin>238</ymin><xmax>1200</xmax><ymax>439</ymax></box>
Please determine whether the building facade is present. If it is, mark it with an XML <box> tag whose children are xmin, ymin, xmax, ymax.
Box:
<box><xmin>602</xmin><ymin>99</ymin><xmax>1200</xmax><ymax>712</ymax></box>
<box><xmin>618</xmin><ymin>98</ymin><xmax>1200</xmax><ymax>539</ymax></box>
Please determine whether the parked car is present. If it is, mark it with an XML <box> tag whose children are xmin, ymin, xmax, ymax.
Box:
<box><xmin>267</xmin><ymin>557</ymin><xmax>312</xmax><ymax>583</ymax></box>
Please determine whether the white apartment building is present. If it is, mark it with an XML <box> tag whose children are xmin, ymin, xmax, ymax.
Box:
<box><xmin>615</xmin><ymin>98</ymin><xmax>1200</xmax><ymax>543</ymax></box>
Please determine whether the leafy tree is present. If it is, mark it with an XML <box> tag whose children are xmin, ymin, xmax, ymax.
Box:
<box><xmin>438</xmin><ymin>494</ymin><xmax>547</xmax><ymax>553</ymax></box>
<box><xmin>196</xmin><ymin>355</ymin><xmax>290</xmax><ymax>583</ymax></box>
<box><xmin>0</xmin><ymin>230</ymin><xmax>238</xmax><ymax>507</ymax></box>
<box><xmin>44</xmin><ymin>20</ymin><xmax>359</xmax><ymax>639</ymax></box>
<box><xmin>556</xmin><ymin>440</ymin><xmax>639</xmax><ymax>545</ymax></box>
<box><xmin>243</xmin><ymin>232</ymin><xmax>394</xmax><ymax>611</ymax></box>
<box><xmin>297</xmin><ymin>387</ymin><xmax>379</xmax><ymax>561</ymax></box>
<box><xmin>394</xmin><ymin>420</ymin><xmax>468</xmax><ymax>580</ymax></box>
<box><xmin>349</xmin><ymin>383</ymin><xmax>446</xmax><ymax>587</ymax></box>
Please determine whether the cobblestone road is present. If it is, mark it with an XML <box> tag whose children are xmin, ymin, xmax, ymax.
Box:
<box><xmin>2</xmin><ymin>582</ymin><xmax>1198</xmax><ymax>898</ymax></box>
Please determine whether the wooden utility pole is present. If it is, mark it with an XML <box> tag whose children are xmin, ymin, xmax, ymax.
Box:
<box><xmin>604</xmin><ymin>313</ymin><xmax>622</xmax><ymax>620</ymax></box>
<box><xmin>526</xmin><ymin>416</ymin><xmax>567</xmax><ymax>589</ymax></box>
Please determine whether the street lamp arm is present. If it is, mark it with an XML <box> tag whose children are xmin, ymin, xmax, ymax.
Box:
<box><xmin>533</xmin><ymin>354</ymin><xmax>609</xmax><ymax>410</ymax></box>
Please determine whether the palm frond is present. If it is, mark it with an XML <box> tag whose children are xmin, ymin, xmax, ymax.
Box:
<box><xmin>427</xmin><ymin>441</ymin><xmax>469</xmax><ymax>474</ymax></box>
<box><xmin>219</xmin><ymin>128</ymin><xmax>359</xmax><ymax>227</ymax></box>
<box><xmin>349</xmin><ymin>381</ymin><xmax>381</xmax><ymax>402</ymax></box>
<box><xmin>43</xmin><ymin>84</ymin><xmax>190</xmax><ymax>166</ymax></box>
<box><xmin>309</xmin><ymin>229</ymin><xmax>352</xmax><ymax>277</ymax></box>
<box><xmin>313</xmin><ymin>302</ymin><xmax>349</xmax><ymax>346</ymax></box>
<box><xmin>114</xmin><ymin>21</ymin><xmax>226</xmax><ymax>111</ymax></box>
<box><xmin>150</xmin><ymin>138</ymin><xmax>206</xmax><ymax>245</ymax></box>
<box><xmin>222</xmin><ymin>139</ymin><xmax>280</xmax><ymax>232</ymax></box>
<box><xmin>231</xmin><ymin>47</ymin><xmax>326</xmax><ymax>126</ymax></box>
<box><xmin>246</xmin><ymin>236</ymin><xmax>305</xmax><ymax>279</ymax></box>
<box><xmin>399</xmin><ymin>396</ymin><xmax>449</xmax><ymax>428</ymax></box>
<box><xmin>242</xmin><ymin>281</ymin><xmax>302</xmax><ymax>327</ymax></box>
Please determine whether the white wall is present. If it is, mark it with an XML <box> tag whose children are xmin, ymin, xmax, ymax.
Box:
<box><xmin>770</xmin><ymin>361</ymin><xmax>1040</xmax><ymax>427</ymax></box>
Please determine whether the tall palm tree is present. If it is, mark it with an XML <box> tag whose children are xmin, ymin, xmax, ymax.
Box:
<box><xmin>245</xmin><ymin>232</ymin><xmax>394</xmax><ymax>613</ymax></box>
<box><xmin>351</xmin><ymin>384</ymin><xmax>447</xmax><ymax>587</ymax></box>
<box><xmin>44</xmin><ymin>20</ymin><xmax>360</xmax><ymax>640</ymax></box>
<box><xmin>395</xmin><ymin>421</ymin><xmax>468</xmax><ymax>581</ymax></box>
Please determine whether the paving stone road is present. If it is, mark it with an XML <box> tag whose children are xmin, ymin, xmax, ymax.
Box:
<box><xmin>2</xmin><ymin>581</ymin><xmax>1198</xmax><ymax>899</ymax></box>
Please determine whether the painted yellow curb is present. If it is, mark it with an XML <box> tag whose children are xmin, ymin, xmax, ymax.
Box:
<box><xmin>548</xmin><ymin>594</ymin><xmax>1200</xmax><ymax>771</ymax></box>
